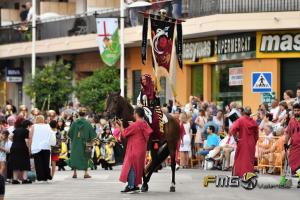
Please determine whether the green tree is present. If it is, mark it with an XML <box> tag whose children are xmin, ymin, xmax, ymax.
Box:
<box><xmin>24</xmin><ymin>60</ymin><xmax>73</xmax><ymax>111</ymax></box>
<box><xmin>76</xmin><ymin>66</ymin><xmax>120</xmax><ymax>112</ymax></box>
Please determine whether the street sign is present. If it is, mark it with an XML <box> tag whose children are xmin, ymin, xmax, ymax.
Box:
<box><xmin>261</xmin><ymin>92</ymin><xmax>276</xmax><ymax>107</ymax></box>
<box><xmin>6</xmin><ymin>67</ymin><xmax>23</xmax><ymax>83</ymax></box>
<box><xmin>252</xmin><ymin>72</ymin><xmax>272</xmax><ymax>93</ymax></box>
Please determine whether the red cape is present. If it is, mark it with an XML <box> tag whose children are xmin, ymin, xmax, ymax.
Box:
<box><xmin>119</xmin><ymin>120</ymin><xmax>153</xmax><ymax>185</ymax></box>
<box><xmin>286</xmin><ymin>117</ymin><xmax>300</xmax><ymax>173</ymax></box>
<box><xmin>230</xmin><ymin>116</ymin><xmax>258</xmax><ymax>177</ymax></box>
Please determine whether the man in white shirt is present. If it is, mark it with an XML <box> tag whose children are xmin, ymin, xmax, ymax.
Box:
<box><xmin>226</xmin><ymin>102</ymin><xmax>241</xmax><ymax>128</ymax></box>
<box><xmin>26</xmin><ymin>2</ymin><xmax>33</xmax><ymax>22</ymax></box>
<box><xmin>184</xmin><ymin>96</ymin><xmax>194</xmax><ymax>113</ymax></box>
<box><xmin>270</xmin><ymin>99</ymin><xmax>280</xmax><ymax>121</ymax></box>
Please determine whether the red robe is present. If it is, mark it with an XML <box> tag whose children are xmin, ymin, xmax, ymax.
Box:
<box><xmin>285</xmin><ymin>117</ymin><xmax>300</xmax><ymax>173</ymax></box>
<box><xmin>230</xmin><ymin>116</ymin><xmax>258</xmax><ymax>177</ymax></box>
<box><xmin>119</xmin><ymin>119</ymin><xmax>153</xmax><ymax>185</ymax></box>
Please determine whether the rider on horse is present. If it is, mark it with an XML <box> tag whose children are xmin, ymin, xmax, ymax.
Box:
<box><xmin>137</xmin><ymin>74</ymin><xmax>164</xmax><ymax>161</ymax></box>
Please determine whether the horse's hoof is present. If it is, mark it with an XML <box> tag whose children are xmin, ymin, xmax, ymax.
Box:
<box><xmin>170</xmin><ymin>186</ymin><xmax>176</xmax><ymax>192</ymax></box>
<box><xmin>141</xmin><ymin>184</ymin><xmax>149</xmax><ymax>192</ymax></box>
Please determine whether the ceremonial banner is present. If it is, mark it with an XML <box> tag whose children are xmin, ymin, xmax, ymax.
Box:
<box><xmin>96</xmin><ymin>18</ymin><xmax>120</xmax><ymax>66</ymax></box>
<box><xmin>176</xmin><ymin>21</ymin><xmax>183</xmax><ymax>69</ymax></box>
<box><xmin>141</xmin><ymin>13</ymin><xmax>183</xmax><ymax>97</ymax></box>
<box><xmin>150</xmin><ymin>17</ymin><xmax>176</xmax><ymax>74</ymax></box>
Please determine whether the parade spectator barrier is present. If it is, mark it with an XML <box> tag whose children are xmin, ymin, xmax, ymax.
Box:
<box><xmin>256</xmin><ymin>136</ymin><xmax>284</xmax><ymax>175</ymax></box>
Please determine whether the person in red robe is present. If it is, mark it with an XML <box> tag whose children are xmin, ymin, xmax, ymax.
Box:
<box><xmin>118</xmin><ymin>107</ymin><xmax>153</xmax><ymax>193</ymax></box>
<box><xmin>230</xmin><ymin>106</ymin><xmax>259</xmax><ymax>177</ymax></box>
<box><xmin>284</xmin><ymin>103</ymin><xmax>300</xmax><ymax>188</ymax></box>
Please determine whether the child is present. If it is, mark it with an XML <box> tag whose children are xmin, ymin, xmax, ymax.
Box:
<box><xmin>57</xmin><ymin>139</ymin><xmax>68</xmax><ymax>171</ymax></box>
<box><xmin>0</xmin><ymin>131</ymin><xmax>10</xmax><ymax>176</ymax></box>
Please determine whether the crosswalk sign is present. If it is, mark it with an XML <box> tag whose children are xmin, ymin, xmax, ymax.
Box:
<box><xmin>252</xmin><ymin>72</ymin><xmax>272</xmax><ymax>93</ymax></box>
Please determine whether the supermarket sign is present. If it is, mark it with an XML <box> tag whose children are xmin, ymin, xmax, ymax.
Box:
<box><xmin>257</xmin><ymin>30</ymin><xmax>300</xmax><ymax>58</ymax></box>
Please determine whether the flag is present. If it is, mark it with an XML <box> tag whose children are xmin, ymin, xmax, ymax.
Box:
<box><xmin>141</xmin><ymin>13</ymin><xmax>183</xmax><ymax>97</ymax></box>
<box><xmin>96</xmin><ymin>18</ymin><xmax>120</xmax><ymax>67</ymax></box>
<box><xmin>150</xmin><ymin>16</ymin><xmax>176</xmax><ymax>75</ymax></box>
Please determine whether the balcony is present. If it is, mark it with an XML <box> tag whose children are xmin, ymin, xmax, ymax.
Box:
<box><xmin>189</xmin><ymin>0</ymin><xmax>300</xmax><ymax>17</ymax></box>
<box><xmin>0</xmin><ymin>8</ymin><xmax>119</xmax><ymax>45</ymax></box>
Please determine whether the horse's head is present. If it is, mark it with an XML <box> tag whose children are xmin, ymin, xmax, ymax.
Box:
<box><xmin>105</xmin><ymin>90</ymin><xmax>121</xmax><ymax>119</ymax></box>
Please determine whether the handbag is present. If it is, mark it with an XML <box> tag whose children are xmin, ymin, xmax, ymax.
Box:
<box><xmin>78</xmin><ymin>128</ymin><xmax>94</xmax><ymax>158</ymax></box>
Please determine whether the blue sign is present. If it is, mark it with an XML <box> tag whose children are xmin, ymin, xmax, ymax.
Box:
<box><xmin>252</xmin><ymin>72</ymin><xmax>272</xmax><ymax>93</ymax></box>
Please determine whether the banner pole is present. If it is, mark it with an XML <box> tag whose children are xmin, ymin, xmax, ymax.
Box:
<box><xmin>120</xmin><ymin>0</ymin><xmax>125</xmax><ymax>97</ymax></box>
<box><xmin>31</xmin><ymin>0</ymin><xmax>36</xmax><ymax>108</ymax></box>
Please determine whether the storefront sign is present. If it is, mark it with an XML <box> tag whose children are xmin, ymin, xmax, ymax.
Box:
<box><xmin>183</xmin><ymin>40</ymin><xmax>214</xmax><ymax>61</ymax></box>
<box><xmin>257</xmin><ymin>31</ymin><xmax>300</xmax><ymax>58</ymax></box>
<box><xmin>229</xmin><ymin>67</ymin><xmax>243</xmax><ymax>86</ymax></box>
<box><xmin>6</xmin><ymin>68</ymin><xmax>22</xmax><ymax>83</ymax></box>
<box><xmin>260</xmin><ymin>33</ymin><xmax>300</xmax><ymax>52</ymax></box>
<box><xmin>215</xmin><ymin>33</ymin><xmax>256</xmax><ymax>55</ymax></box>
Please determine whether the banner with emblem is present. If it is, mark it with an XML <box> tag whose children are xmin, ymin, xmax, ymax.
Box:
<box><xmin>141</xmin><ymin>13</ymin><xmax>183</xmax><ymax>96</ymax></box>
<box><xmin>96</xmin><ymin>18</ymin><xmax>120</xmax><ymax>67</ymax></box>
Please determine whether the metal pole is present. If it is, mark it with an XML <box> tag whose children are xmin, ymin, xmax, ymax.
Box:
<box><xmin>120</xmin><ymin>0</ymin><xmax>125</xmax><ymax>97</ymax></box>
<box><xmin>31</xmin><ymin>0</ymin><xmax>36</xmax><ymax>107</ymax></box>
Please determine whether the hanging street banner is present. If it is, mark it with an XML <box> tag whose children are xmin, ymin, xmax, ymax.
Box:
<box><xmin>96</xmin><ymin>18</ymin><xmax>120</xmax><ymax>67</ymax></box>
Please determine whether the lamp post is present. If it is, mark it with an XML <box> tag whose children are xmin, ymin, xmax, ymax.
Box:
<box><xmin>31</xmin><ymin>0</ymin><xmax>36</xmax><ymax>107</ymax></box>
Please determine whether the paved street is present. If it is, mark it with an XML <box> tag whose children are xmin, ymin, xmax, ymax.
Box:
<box><xmin>5</xmin><ymin>166</ymin><xmax>299</xmax><ymax>200</ymax></box>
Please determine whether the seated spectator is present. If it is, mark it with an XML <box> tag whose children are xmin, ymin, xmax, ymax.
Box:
<box><xmin>199</xmin><ymin>126</ymin><xmax>219</xmax><ymax>156</ymax></box>
<box><xmin>213</xmin><ymin>110</ymin><xmax>224</xmax><ymax>132</ymax></box>
<box><xmin>259</xmin><ymin>112</ymin><xmax>273</xmax><ymax>132</ymax></box>
<box><xmin>207</xmin><ymin>131</ymin><xmax>236</xmax><ymax>171</ymax></box>
<box><xmin>263</xmin><ymin>127</ymin><xmax>285</xmax><ymax>174</ymax></box>
<box><xmin>257</xmin><ymin>123</ymin><xmax>274</xmax><ymax>173</ymax></box>
<box><xmin>201</xmin><ymin>119</ymin><xmax>219</xmax><ymax>141</ymax></box>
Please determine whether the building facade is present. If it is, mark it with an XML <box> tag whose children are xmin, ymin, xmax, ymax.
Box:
<box><xmin>0</xmin><ymin>0</ymin><xmax>300</xmax><ymax>110</ymax></box>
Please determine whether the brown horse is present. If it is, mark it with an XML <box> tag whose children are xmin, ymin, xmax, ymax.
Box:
<box><xmin>105</xmin><ymin>91</ymin><xmax>180</xmax><ymax>192</ymax></box>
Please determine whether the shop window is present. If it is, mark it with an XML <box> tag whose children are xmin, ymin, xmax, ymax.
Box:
<box><xmin>191</xmin><ymin>65</ymin><xmax>203</xmax><ymax>100</ymax></box>
<box><xmin>212</xmin><ymin>63</ymin><xmax>243</xmax><ymax>108</ymax></box>
<box><xmin>132</xmin><ymin>70</ymin><xmax>141</xmax><ymax>105</ymax></box>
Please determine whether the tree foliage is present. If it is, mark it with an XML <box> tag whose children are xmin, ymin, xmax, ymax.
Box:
<box><xmin>76</xmin><ymin>66</ymin><xmax>120</xmax><ymax>112</ymax></box>
<box><xmin>24</xmin><ymin>60</ymin><xmax>73</xmax><ymax>111</ymax></box>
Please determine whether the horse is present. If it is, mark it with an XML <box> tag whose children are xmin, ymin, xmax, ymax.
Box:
<box><xmin>105</xmin><ymin>91</ymin><xmax>180</xmax><ymax>192</ymax></box>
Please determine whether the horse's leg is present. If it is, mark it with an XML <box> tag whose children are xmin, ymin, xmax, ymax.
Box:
<box><xmin>170</xmin><ymin>150</ymin><xmax>176</xmax><ymax>192</ymax></box>
<box><xmin>141</xmin><ymin>143</ymin><xmax>170</xmax><ymax>192</ymax></box>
